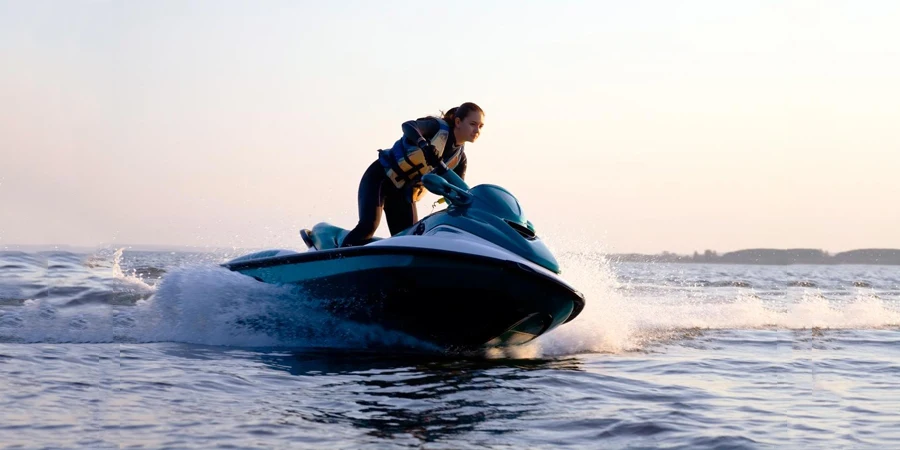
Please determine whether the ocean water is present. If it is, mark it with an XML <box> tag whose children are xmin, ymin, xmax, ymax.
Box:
<box><xmin>1</xmin><ymin>247</ymin><xmax>899</xmax><ymax>449</ymax></box>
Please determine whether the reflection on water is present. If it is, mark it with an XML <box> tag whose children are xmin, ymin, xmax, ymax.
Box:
<box><xmin>256</xmin><ymin>349</ymin><xmax>583</xmax><ymax>443</ymax></box>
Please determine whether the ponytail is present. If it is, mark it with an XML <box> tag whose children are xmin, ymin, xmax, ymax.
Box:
<box><xmin>439</xmin><ymin>102</ymin><xmax>484</xmax><ymax>127</ymax></box>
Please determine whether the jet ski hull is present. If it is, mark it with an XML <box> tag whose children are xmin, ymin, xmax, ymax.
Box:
<box><xmin>223</xmin><ymin>246</ymin><xmax>585</xmax><ymax>349</ymax></box>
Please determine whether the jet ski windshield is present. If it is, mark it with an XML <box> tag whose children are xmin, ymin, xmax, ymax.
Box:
<box><xmin>469</xmin><ymin>184</ymin><xmax>534</xmax><ymax>233</ymax></box>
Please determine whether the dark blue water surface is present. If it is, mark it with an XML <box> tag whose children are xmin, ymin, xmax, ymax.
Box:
<box><xmin>1</xmin><ymin>249</ymin><xmax>899</xmax><ymax>448</ymax></box>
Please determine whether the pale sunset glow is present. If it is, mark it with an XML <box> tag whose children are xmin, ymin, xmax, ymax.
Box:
<box><xmin>2</xmin><ymin>1</ymin><xmax>897</xmax><ymax>253</ymax></box>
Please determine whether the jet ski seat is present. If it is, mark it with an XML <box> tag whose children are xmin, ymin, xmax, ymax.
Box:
<box><xmin>300</xmin><ymin>223</ymin><xmax>381</xmax><ymax>251</ymax></box>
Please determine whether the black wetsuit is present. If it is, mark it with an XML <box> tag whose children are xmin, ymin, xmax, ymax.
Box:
<box><xmin>342</xmin><ymin>118</ymin><xmax>467</xmax><ymax>247</ymax></box>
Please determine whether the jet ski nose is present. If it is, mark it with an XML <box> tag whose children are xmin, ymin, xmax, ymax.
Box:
<box><xmin>486</xmin><ymin>313</ymin><xmax>553</xmax><ymax>347</ymax></box>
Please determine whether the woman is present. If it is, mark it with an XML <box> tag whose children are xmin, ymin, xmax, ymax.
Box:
<box><xmin>340</xmin><ymin>102</ymin><xmax>485</xmax><ymax>247</ymax></box>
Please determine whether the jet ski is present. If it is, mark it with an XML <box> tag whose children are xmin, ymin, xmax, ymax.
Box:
<box><xmin>222</xmin><ymin>172</ymin><xmax>585</xmax><ymax>350</ymax></box>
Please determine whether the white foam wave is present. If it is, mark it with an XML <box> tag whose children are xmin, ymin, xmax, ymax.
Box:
<box><xmin>124</xmin><ymin>266</ymin><xmax>433</xmax><ymax>349</ymax></box>
<box><xmin>535</xmin><ymin>249</ymin><xmax>635</xmax><ymax>356</ymax></box>
<box><xmin>112</xmin><ymin>247</ymin><xmax>155</xmax><ymax>291</ymax></box>
<box><xmin>1</xmin><ymin>264</ymin><xmax>434</xmax><ymax>349</ymax></box>
<box><xmin>532</xmin><ymin>243</ymin><xmax>900</xmax><ymax>357</ymax></box>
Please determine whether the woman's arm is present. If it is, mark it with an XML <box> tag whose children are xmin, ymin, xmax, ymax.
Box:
<box><xmin>401</xmin><ymin>118</ymin><xmax>440</xmax><ymax>145</ymax></box>
<box><xmin>451</xmin><ymin>152</ymin><xmax>467</xmax><ymax>180</ymax></box>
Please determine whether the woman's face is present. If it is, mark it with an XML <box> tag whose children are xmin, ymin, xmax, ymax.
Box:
<box><xmin>455</xmin><ymin>111</ymin><xmax>485</xmax><ymax>144</ymax></box>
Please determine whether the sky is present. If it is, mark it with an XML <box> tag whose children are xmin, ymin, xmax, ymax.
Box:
<box><xmin>1</xmin><ymin>0</ymin><xmax>898</xmax><ymax>254</ymax></box>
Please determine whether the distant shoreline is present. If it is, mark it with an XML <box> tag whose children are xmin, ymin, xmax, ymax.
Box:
<box><xmin>609</xmin><ymin>248</ymin><xmax>900</xmax><ymax>265</ymax></box>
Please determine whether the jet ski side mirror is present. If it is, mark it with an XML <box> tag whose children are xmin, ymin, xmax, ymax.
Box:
<box><xmin>422</xmin><ymin>173</ymin><xmax>473</xmax><ymax>206</ymax></box>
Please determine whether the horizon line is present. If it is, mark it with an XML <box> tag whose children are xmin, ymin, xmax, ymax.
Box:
<box><xmin>3</xmin><ymin>243</ymin><xmax>900</xmax><ymax>255</ymax></box>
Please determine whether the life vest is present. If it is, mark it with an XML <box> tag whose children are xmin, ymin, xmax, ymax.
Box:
<box><xmin>379</xmin><ymin>119</ymin><xmax>463</xmax><ymax>189</ymax></box>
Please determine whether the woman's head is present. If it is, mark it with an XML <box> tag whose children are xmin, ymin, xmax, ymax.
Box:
<box><xmin>442</xmin><ymin>102</ymin><xmax>485</xmax><ymax>144</ymax></box>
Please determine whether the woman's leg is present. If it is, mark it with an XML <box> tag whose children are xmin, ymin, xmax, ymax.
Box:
<box><xmin>341</xmin><ymin>160</ymin><xmax>389</xmax><ymax>247</ymax></box>
<box><xmin>384</xmin><ymin>187</ymin><xmax>419</xmax><ymax>236</ymax></box>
